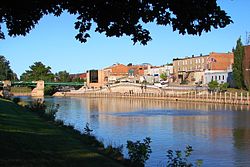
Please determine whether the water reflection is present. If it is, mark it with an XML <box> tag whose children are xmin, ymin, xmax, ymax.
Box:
<box><xmin>31</xmin><ymin>97</ymin><xmax>250</xmax><ymax>167</ymax></box>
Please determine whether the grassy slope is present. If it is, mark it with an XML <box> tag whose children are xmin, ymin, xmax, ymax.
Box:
<box><xmin>0</xmin><ymin>99</ymin><xmax>123</xmax><ymax>167</ymax></box>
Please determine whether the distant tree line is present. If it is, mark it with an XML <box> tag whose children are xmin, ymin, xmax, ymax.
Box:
<box><xmin>0</xmin><ymin>55</ymin><xmax>17</xmax><ymax>81</ymax></box>
<box><xmin>0</xmin><ymin>55</ymin><xmax>85</xmax><ymax>83</ymax></box>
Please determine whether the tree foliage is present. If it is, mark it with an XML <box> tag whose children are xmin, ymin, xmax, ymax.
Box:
<box><xmin>55</xmin><ymin>70</ymin><xmax>71</xmax><ymax>82</ymax></box>
<box><xmin>20</xmin><ymin>62</ymin><xmax>54</xmax><ymax>82</ymax></box>
<box><xmin>233</xmin><ymin>37</ymin><xmax>245</xmax><ymax>89</ymax></box>
<box><xmin>0</xmin><ymin>55</ymin><xmax>17</xmax><ymax>81</ymax></box>
<box><xmin>127</xmin><ymin>137</ymin><xmax>152</xmax><ymax>167</ymax></box>
<box><xmin>166</xmin><ymin>145</ymin><xmax>203</xmax><ymax>167</ymax></box>
<box><xmin>0</xmin><ymin>1</ymin><xmax>232</xmax><ymax>45</ymax></box>
<box><xmin>208</xmin><ymin>80</ymin><xmax>219</xmax><ymax>92</ymax></box>
<box><xmin>160</xmin><ymin>72</ymin><xmax>168</xmax><ymax>81</ymax></box>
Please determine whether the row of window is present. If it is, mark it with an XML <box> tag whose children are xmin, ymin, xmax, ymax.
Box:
<box><xmin>211</xmin><ymin>75</ymin><xmax>225</xmax><ymax>81</ymax></box>
<box><xmin>177</xmin><ymin>58</ymin><xmax>206</xmax><ymax>66</ymax></box>
<box><xmin>178</xmin><ymin>65</ymin><xmax>206</xmax><ymax>71</ymax></box>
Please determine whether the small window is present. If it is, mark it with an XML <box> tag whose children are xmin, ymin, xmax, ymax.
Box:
<box><xmin>215</xmin><ymin>76</ymin><xmax>217</xmax><ymax>80</ymax></box>
<box><xmin>222</xmin><ymin>75</ymin><xmax>225</xmax><ymax>80</ymax></box>
<box><xmin>219</xmin><ymin>76</ymin><xmax>221</xmax><ymax>80</ymax></box>
<box><xmin>212</xmin><ymin>76</ymin><xmax>214</xmax><ymax>81</ymax></box>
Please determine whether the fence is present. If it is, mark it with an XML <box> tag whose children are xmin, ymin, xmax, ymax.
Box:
<box><xmin>65</xmin><ymin>91</ymin><xmax>250</xmax><ymax>105</ymax></box>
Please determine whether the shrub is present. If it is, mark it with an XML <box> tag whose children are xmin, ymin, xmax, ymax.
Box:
<box><xmin>84</xmin><ymin>123</ymin><xmax>93</xmax><ymax>136</ymax></box>
<box><xmin>104</xmin><ymin>144</ymin><xmax>124</xmax><ymax>160</ymax></box>
<box><xmin>44</xmin><ymin>103</ymin><xmax>60</xmax><ymax>120</ymax></box>
<box><xmin>219</xmin><ymin>83</ymin><xmax>229</xmax><ymax>92</ymax></box>
<box><xmin>12</xmin><ymin>97</ymin><xmax>21</xmax><ymax>104</ymax></box>
<box><xmin>126</xmin><ymin>137</ymin><xmax>152</xmax><ymax>167</ymax></box>
<box><xmin>166</xmin><ymin>145</ymin><xmax>203</xmax><ymax>167</ymax></box>
<box><xmin>208</xmin><ymin>80</ymin><xmax>219</xmax><ymax>92</ymax></box>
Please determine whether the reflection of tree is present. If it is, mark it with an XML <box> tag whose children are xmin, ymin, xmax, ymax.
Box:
<box><xmin>233</xmin><ymin>113</ymin><xmax>250</xmax><ymax>149</ymax></box>
<box><xmin>232</xmin><ymin>113</ymin><xmax>250</xmax><ymax>166</ymax></box>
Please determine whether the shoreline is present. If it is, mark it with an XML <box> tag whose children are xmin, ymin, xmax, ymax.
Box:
<box><xmin>53</xmin><ymin>91</ymin><xmax>250</xmax><ymax>106</ymax></box>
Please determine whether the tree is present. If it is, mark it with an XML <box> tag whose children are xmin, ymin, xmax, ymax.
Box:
<box><xmin>160</xmin><ymin>72</ymin><xmax>168</xmax><ymax>81</ymax></box>
<box><xmin>55</xmin><ymin>70</ymin><xmax>71</xmax><ymax>82</ymax></box>
<box><xmin>208</xmin><ymin>80</ymin><xmax>219</xmax><ymax>92</ymax></box>
<box><xmin>233</xmin><ymin>37</ymin><xmax>245</xmax><ymax>89</ymax></box>
<box><xmin>20</xmin><ymin>62</ymin><xmax>54</xmax><ymax>82</ymax></box>
<box><xmin>0</xmin><ymin>1</ymin><xmax>232</xmax><ymax>45</ymax></box>
<box><xmin>0</xmin><ymin>55</ymin><xmax>17</xmax><ymax>81</ymax></box>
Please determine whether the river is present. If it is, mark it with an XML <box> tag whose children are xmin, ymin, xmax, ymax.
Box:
<box><xmin>23</xmin><ymin>96</ymin><xmax>250</xmax><ymax>167</ymax></box>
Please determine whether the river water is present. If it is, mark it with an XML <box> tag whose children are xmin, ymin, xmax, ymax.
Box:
<box><xmin>25</xmin><ymin>97</ymin><xmax>250</xmax><ymax>167</ymax></box>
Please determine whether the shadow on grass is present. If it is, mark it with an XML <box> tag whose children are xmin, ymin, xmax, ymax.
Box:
<box><xmin>0</xmin><ymin>99</ymin><xmax>123</xmax><ymax>167</ymax></box>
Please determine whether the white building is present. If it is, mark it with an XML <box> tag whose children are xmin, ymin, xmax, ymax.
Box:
<box><xmin>204</xmin><ymin>70</ymin><xmax>233</xmax><ymax>85</ymax></box>
<box><xmin>144</xmin><ymin>65</ymin><xmax>173</xmax><ymax>83</ymax></box>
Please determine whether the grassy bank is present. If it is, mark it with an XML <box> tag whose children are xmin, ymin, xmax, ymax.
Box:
<box><xmin>0</xmin><ymin>98</ymin><xmax>124</xmax><ymax>167</ymax></box>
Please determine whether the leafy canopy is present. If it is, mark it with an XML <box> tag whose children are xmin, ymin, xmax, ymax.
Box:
<box><xmin>20</xmin><ymin>62</ymin><xmax>54</xmax><ymax>82</ymax></box>
<box><xmin>0</xmin><ymin>0</ymin><xmax>232</xmax><ymax>45</ymax></box>
<box><xmin>0</xmin><ymin>55</ymin><xmax>17</xmax><ymax>81</ymax></box>
<box><xmin>55</xmin><ymin>70</ymin><xmax>71</xmax><ymax>82</ymax></box>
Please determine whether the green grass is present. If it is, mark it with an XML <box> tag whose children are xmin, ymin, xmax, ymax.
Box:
<box><xmin>0</xmin><ymin>98</ymin><xmax>124</xmax><ymax>167</ymax></box>
<box><xmin>10</xmin><ymin>87</ymin><xmax>32</xmax><ymax>93</ymax></box>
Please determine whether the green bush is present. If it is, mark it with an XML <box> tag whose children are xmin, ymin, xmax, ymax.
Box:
<box><xmin>12</xmin><ymin>97</ymin><xmax>21</xmax><ymax>104</ymax></box>
<box><xmin>126</xmin><ymin>137</ymin><xmax>152</xmax><ymax>167</ymax></box>
<box><xmin>84</xmin><ymin>123</ymin><xmax>93</xmax><ymax>136</ymax></box>
<box><xmin>44</xmin><ymin>86</ymin><xmax>57</xmax><ymax>96</ymax></box>
<box><xmin>208</xmin><ymin>80</ymin><xmax>219</xmax><ymax>92</ymax></box>
<box><xmin>219</xmin><ymin>83</ymin><xmax>229</xmax><ymax>92</ymax></box>
<box><xmin>166</xmin><ymin>145</ymin><xmax>203</xmax><ymax>167</ymax></box>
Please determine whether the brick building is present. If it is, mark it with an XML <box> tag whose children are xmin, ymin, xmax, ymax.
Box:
<box><xmin>103</xmin><ymin>63</ymin><xmax>147</xmax><ymax>83</ymax></box>
<box><xmin>208</xmin><ymin>52</ymin><xmax>234</xmax><ymax>70</ymax></box>
<box><xmin>243</xmin><ymin>45</ymin><xmax>250</xmax><ymax>89</ymax></box>
<box><xmin>173</xmin><ymin>52</ymin><xmax>234</xmax><ymax>84</ymax></box>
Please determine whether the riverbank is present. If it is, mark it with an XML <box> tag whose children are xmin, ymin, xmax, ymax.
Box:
<box><xmin>55</xmin><ymin>91</ymin><xmax>250</xmax><ymax>105</ymax></box>
<box><xmin>0</xmin><ymin>98</ymin><xmax>124</xmax><ymax>167</ymax></box>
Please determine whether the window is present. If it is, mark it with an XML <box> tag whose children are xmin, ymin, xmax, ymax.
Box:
<box><xmin>212</xmin><ymin>76</ymin><xmax>214</xmax><ymax>81</ymax></box>
<box><xmin>219</xmin><ymin>76</ymin><xmax>221</xmax><ymax>80</ymax></box>
<box><xmin>89</xmin><ymin>70</ymin><xmax>98</xmax><ymax>83</ymax></box>
<box><xmin>215</xmin><ymin>76</ymin><xmax>217</xmax><ymax>80</ymax></box>
<box><xmin>222</xmin><ymin>75</ymin><xmax>225</xmax><ymax>80</ymax></box>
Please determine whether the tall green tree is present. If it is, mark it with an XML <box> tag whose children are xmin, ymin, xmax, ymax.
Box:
<box><xmin>55</xmin><ymin>70</ymin><xmax>71</xmax><ymax>82</ymax></box>
<box><xmin>233</xmin><ymin>37</ymin><xmax>245</xmax><ymax>89</ymax></box>
<box><xmin>20</xmin><ymin>62</ymin><xmax>54</xmax><ymax>82</ymax></box>
<box><xmin>0</xmin><ymin>55</ymin><xmax>17</xmax><ymax>81</ymax></box>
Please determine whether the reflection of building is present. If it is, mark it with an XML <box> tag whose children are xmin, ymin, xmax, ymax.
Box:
<box><xmin>243</xmin><ymin>45</ymin><xmax>250</xmax><ymax>89</ymax></box>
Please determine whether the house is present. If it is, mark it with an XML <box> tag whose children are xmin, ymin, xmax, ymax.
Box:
<box><xmin>204</xmin><ymin>70</ymin><xmax>234</xmax><ymax>86</ymax></box>
<box><xmin>144</xmin><ymin>64</ymin><xmax>173</xmax><ymax>83</ymax></box>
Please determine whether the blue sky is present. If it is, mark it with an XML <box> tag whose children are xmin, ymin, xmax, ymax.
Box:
<box><xmin>1</xmin><ymin>0</ymin><xmax>250</xmax><ymax>77</ymax></box>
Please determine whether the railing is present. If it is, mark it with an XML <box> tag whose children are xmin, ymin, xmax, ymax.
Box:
<box><xmin>64</xmin><ymin>91</ymin><xmax>250</xmax><ymax>105</ymax></box>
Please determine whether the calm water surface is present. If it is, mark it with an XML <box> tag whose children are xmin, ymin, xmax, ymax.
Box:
<box><xmin>29</xmin><ymin>97</ymin><xmax>250</xmax><ymax>167</ymax></box>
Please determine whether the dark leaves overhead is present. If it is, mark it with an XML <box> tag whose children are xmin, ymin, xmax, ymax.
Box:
<box><xmin>0</xmin><ymin>0</ymin><xmax>232</xmax><ymax>45</ymax></box>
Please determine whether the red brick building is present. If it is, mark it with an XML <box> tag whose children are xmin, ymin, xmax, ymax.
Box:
<box><xmin>243</xmin><ymin>45</ymin><xmax>250</xmax><ymax>89</ymax></box>
<box><xmin>208</xmin><ymin>52</ymin><xmax>234</xmax><ymax>70</ymax></box>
